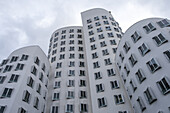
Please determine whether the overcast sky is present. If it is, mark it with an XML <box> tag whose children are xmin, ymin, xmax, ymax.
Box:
<box><xmin>0</xmin><ymin>0</ymin><xmax>169</xmax><ymax>62</ymax></box>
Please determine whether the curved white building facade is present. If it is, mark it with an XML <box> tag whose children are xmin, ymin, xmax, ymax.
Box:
<box><xmin>0</xmin><ymin>46</ymin><xmax>50</xmax><ymax>113</ymax></box>
<box><xmin>115</xmin><ymin>18</ymin><xmax>170</xmax><ymax>113</ymax></box>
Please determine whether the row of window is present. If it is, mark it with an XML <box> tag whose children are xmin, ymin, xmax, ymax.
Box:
<box><xmin>0</xmin><ymin>74</ymin><xmax>19</xmax><ymax>84</ymax></box>
<box><xmin>87</xmin><ymin>16</ymin><xmax>114</xmax><ymax>24</ymax></box>
<box><xmin>55</xmin><ymin>70</ymin><xmax>85</xmax><ymax>78</ymax></box>
<box><xmin>56</xmin><ymin>61</ymin><xmax>85</xmax><ymax>69</ymax></box>
<box><xmin>0</xmin><ymin>106</ymin><xmax>30</xmax><ymax>113</ymax></box>
<box><xmin>1</xmin><ymin>63</ymin><xmax>24</xmax><ymax>73</ymax></box>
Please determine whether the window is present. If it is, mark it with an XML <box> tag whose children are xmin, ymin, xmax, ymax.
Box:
<box><xmin>33</xmin><ymin>97</ymin><xmax>39</xmax><ymax>109</ymax></box>
<box><xmin>39</xmin><ymin>72</ymin><xmax>43</xmax><ymax>82</ymax></box>
<box><xmin>56</xmin><ymin>62</ymin><xmax>62</xmax><ymax>69</ymax></box>
<box><xmin>78</xmin><ymin>40</ymin><xmax>83</xmax><ymax>45</ymax></box>
<box><xmin>80</xmin><ymin>91</ymin><xmax>87</xmax><ymax>99</ymax></box>
<box><xmin>42</xmin><ymin>63</ymin><xmax>46</xmax><ymax>72</ymax></box>
<box><xmin>88</xmin><ymin>24</ymin><xmax>93</xmax><ymax>29</ymax></box>
<box><xmin>67</xmin><ymin>91</ymin><xmax>74</xmax><ymax>99</ymax></box>
<box><xmin>157</xmin><ymin>76</ymin><xmax>170</xmax><ymax>95</ymax></box>
<box><xmin>137</xmin><ymin>96</ymin><xmax>146</xmax><ymax>112</ymax></box>
<box><xmin>60</xmin><ymin>41</ymin><xmax>66</xmax><ymax>46</ymax></box>
<box><xmin>157</xmin><ymin>19</ymin><xmax>170</xmax><ymax>28</ymax></box>
<box><xmin>69</xmin><ymin>54</ymin><xmax>75</xmax><ymax>59</ymax></box>
<box><xmin>110</xmin><ymin>40</ymin><xmax>117</xmax><ymax>45</ymax></box>
<box><xmin>79</xmin><ymin>54</ymin><xmax>84</xmax><ymax>59</ymax></box>
<box><xmin>114</xmin><ymin>27</ymin><xmax>119</xmax><ymax>32</ymax></box>
<box><xmin>51</xmin><ymin>106</ymin><xmax>58</xmax><ymax>113</ymax></box>
<box><xmin>68</xmin><ymin>70</ymin><xmax>75</xmax><ymax>76</ymax></box>
<box><xmin>69</xmin><ymin>61</ymin><xmax>75</xmax><ymax>67</ymax></box>
<box><xmin>90</xmin><ymin>37</ymin><xmax>95</xmax><ymax>43</ymax></box>
<box><xmin>118</xmin><ymin>111</ymin><xmax>128</xmax><ymax>113</ymax></box>
<box><xmin>0</xmin><ymin>106</ymin><xmax>6</xmax><ymax>113</ymax></box>
<box><xmin>79</xmin><ymin>70</ymin><xmax>85</xmax><ymax>76</ymax></box>
<box><xmin>138</xmin><ymin>43</ymin><xmax>150</xmax><ymax>56</ymax></box>
<box><xmin>9</xmin><ymin>74</ymin><xmax>19</xmax><ymax>83</ymax></box>
<box><xmin>110</xmin><ymin>81</ymin><xmax>119</xmax><ymax>89</ymax></box>
<box><xmin>89</xmin><ymin>30</ymin><xmax>94</xmax><ymax>36</ymax></box>
<box><xmin>87</xmin><ymin>19</ymin><xmax>92</xmax><ymax>24</ymax></box>
<box><xmin>79</xmin><ymin>80</ymin><xmax>86</xmax><ymax>87</ymax></box>
<box><xmin>54</xmin><ymin>81</ymin><xmax>61</xmax><ymax>89</ymax></box>
<box><xmin>109</xmin><ymin>17</ymin><xmax>114</xmax><ymax>21</ymax></box>
<box><xmin>27</xmin><ymin>76</ymin><xmax>34</xmax><ymax>88</ymax></box>
<box><xmin>143</xmin><ymin>23</ymin><xmax>156</xmax><ymax>33</ymax></box>
<box><xmin>152</xmin><ymin>33</ymin><xmax>168</xmax><ymax>46</ymax></box>
<box><xmin>136</xmin><ymin>69</ymin><xmax>146</xmax><ymax>84</ymax></box>
<box><xmin>106</xmin><ymin>26</ymin><xmax>111</xmax><ymax>31</ymax></box>
<box><xmin>18</xmin><ymin>107</ymin><xmax>26</xmax><ymax>113</ymax></box>
<box><xmin>147</xmin><ymin>58</ymin><xmax>161</xmax><ymax>73</ymax></box>
<box><xmin>80</xmin><ymin>104</ymin><xmax>88</xmax><ymax>112</ymax></box>
<box><xmin>54</xmin><ymin>37</ymin><xmax>58</xmax><ymax>42</ymax></box>
<box><xmin>51</xmin><ymin>57</ymin><xmax>56</xmax><ymax>63</ymax></box>
<box><xmin>98</xmin><ymin>34</ymin><xmax>104</xmax><ymax>39</ymax></box>
<box><xmin>94</xmin><ymin>16</ymin><xmax>99</xmax><ymax>21</ymax></box>
<box><xmin>100</xmin><ymin>41</ymin><xmax>107</xmax><ymax>47</ymax></box>
<box><xmin>20</xmin><ymin>54</ymin><xmax>28</xmax><ymax>61</ymax></box>
<box><xmin>3</xmin><ymin>65</ymin><xmax>12</xmax><ymax>73</ymax></box>
<box><xmin>10</xmin><ymin>56</ymin><xmax>18</xmax><ymax>63</ymax></box>
<box><xmin>65</xmin><ymin>104</ymin><xmax>73</xmax><ymax>112</ymax></box>
<box><xmin>97</xmin><ymin>27</ymin><xmax>102</xmax><ymax>32</ymax></box>
<box><xmin>102</xmin><ymin>16</ymin><xmax>107</xmax><ymax>19</ymax></box>
<box><xmin>117</xmin><ymin>34</ymin><xmax>122</xmax><ymax>38</ymax></box>
<box><xmin>1</xmin><ymin>88</ymin><xmax>13</xmax><ymax>98</ymax></box>
<box><xmin>124</xmin><ymin>64</ymin><xmax>130</xmax><ymax>75</ymax></box>
<box><xmin>130</xmin><ymin>79</ymin><xmax>137</xmax><ymax>92</ymax></box>
<box><xmin>114</xmin><ymin>94</ymin><xmax>124</xmax><ymax>104</ymax></box>
<box><xmin>67</xmin><ymin>80</ymin><xmax>75</xmax><ymax>87</ymax></box>
<box><xmin>22</xmin><ymin>90</ymin><xmax>31</xmax><ymax>103</ymax></box>
<box><xmin>1</xmin><ymin>59</ymin><xmax>9</xmax><ymax>66</ymax></box>
<box><xmin>107</xmin><ymin>32</ymin><xmax>114</xmax><ymax>37</ymax></box>
<box><xmin>69</xmin><ymin>47</ymin><xmax>74</xmax><ymax>51</ymax></box>
<box><xmin>60</xmin><ymin>47</ymin><xmax>65</xmax><ymax>52</ymax></box>
<box><xmin>102</xmin><ymin>49</ymin><xmax>109</xmax><ymax>56</ymax></box>
<box><xmin>31</xmin><ymin>66</ymin><xmax>37</xmax><ymax>76</ymax></box>
<box><xmin>94</xmin><ymin>72</ymin><xmax>102</xmax><ymax>79</ymax></box>
<box><xmin>119</xmin><ymin>52</ymin><xmax>124</xmax><ymax>62</ymax></box>
<box><xmin>79</xmin><ymin>47</ymin><xmax>83</xmax><ymax>51</ymax></box>
<box><xmin>69</xmin><ymin>29</ymin><xmax>74</xmax><ymax>33</ymax></box>
<box><xmin>69</xmin><ymin>40</ymin><xmax>74</xmax><ymax>44</ymax></box>
<box><xmin>111</xmin><ymin>22</ymin><xmax>116</xmax><ymax>26</ymax></box>
<box><xmin>59</xmin><ymin>54</ymin><xmax>65</xmax><ymax>60</ymax></box>
<box><xmin>129</xmin><ymin>54</ymin><xmax>137</xmax><ymax>67</ymax></box>
<box><xmin>91</xmin><ymin>44</ymin><xmax>97</xmax><ymax>50</ymax></box>
<box><xmin>131</xmin><ymin>31</ymin><xmax>141</xmax><ymax>43</ymax></box>
<box><xmin>0</xmin><ymin>76</ymin><xmax>6</xmax><ymax>84</ymax></box>
<box><xmin>144</xmin><ymin>87</ymin><xmax>157</xmax><ymax>104</ymax></box>
<box><xmin>36</xmin><ymin>83</ymin><xmax>41</xmax><ymax>94</ymax></box>
<box><xmin>104</xmin><ymin>58</ymin><xmax>112</xmax><ymax>65</ymax></box>
<box><xmin>98</xmin><ymin>97</ymin><xmax>107</xmax><ymax>108</ymax></box>
<box><xmin>79</xmin><ymin>62</ymin><xmax>85</xmax><ymax>67</ymax></box>
<box><xmin>103</xmin><ymin>21</ymin><xmax>109</xmax><ymax>25</ymax></box>
<box><xmin>55</xmin><ymin>71</ymin><xmax>61</xmax><ymax>78</ymax></box>
<box><xmin>96</xmin><ymin>84</ymin><xmax>104</xmax><ymax>92</ymax></box>
<box><xmin>107</xmin><ymin>68</ymin><xmax>115</xmax><ymax>76</ymax></box>
<box><xmin>15</xmin><ymin>63</ymin><xmax>24</xmax><ymax>71</ymax></box>
<box><xmin>123</xmin><ymin>42</ymin><xmax>130</xmax><ymax>53</ymax></box>
<box><xmin>61</xmin><ymin>30</ymin><xmax>66</xmax><ymax>34</ymax></box>
<box><xmin>164</xmin><ymin>49</ymin><xmax>170</xmax><ymax>62</ymax></box>
<box><xmin>52</xmin><ymin>93</ymin><xmax>60</xmax><ymax>101</ymax></box>
<box><xmin>34</xmin><ymin>57</ymin><xmax>40</xmax><ymax>66</ymax></box>
<box><xmin>95</xmin><ymin>22</ymin><xmax>101</xmax><ymax>26</ymax></box>
<box><xmin>92</xmin><ymin>52</ymin><xmax>98</xmax><ymax>59</ymax></box>
<box><xmin>93</xmin><ymin>61</ymin><xmax>100</xmax><ymax>68</ymax></box>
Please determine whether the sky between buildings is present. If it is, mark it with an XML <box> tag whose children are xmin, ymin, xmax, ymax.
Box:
<box><xmin>0</xmin><ymin>0</ymin><xmax>169</xmax><ymax>62</ymax></box>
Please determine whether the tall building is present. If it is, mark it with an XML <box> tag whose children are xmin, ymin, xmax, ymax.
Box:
<box><xmin>115</xmin><ymin>18</ymin><xmax>170</xmax><ymax>113</ymax></box>
<box><xmin>0</xmin><ymin>46</ymin><xmax>50</xmax><ymax>113</ymax></box>
<box><xmin>0</xmin><ymin>8</ymin><xmax>170</xmax><ymax>113</ymax></box>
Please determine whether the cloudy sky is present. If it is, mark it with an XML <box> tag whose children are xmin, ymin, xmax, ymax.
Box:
<box><xmin>0</xmin><ymin>0</ymin><xmax>169</xmax><ymax>61</ymax></box>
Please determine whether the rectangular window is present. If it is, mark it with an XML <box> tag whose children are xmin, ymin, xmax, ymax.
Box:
<box><xmin>97</xmin><ymin>27</ymin><xmax>103</xmax><ymax>32</ymax></box>
<box><xmin>56</xmin><ymin>62</ymin><xmax>62</xmax><ymax>69</ymax></box>
<box><xmin>94</xmin><ymin>72</ymin><xmax>102</xmax><ymax>79</ymax></box>
<box><xmin>89</xmin><ymin>30</ymin><xmax>94</xmax><ymax>36</ymax></box>
<box><xmin>51</xmin><ymin>106</ymin><xmax>58</xmax><ymax>113</ymax></box>
<box><xmin>138</xmin><ymin>43</ymin><xmax>150</xmax><ymax>56</ymax></box>
<box><xmin>110</xmin><ymin>81</ymin><xmax>119</xmax><ymax>89</ymax></box>
<box><xmin>42</xmin><ymin>63</ymin><xmax>46</xmax><ymax>72</ymax></box>
<box><xmin>103</xmin><ymin>21</ymin><xmax>109</xmax><ymax>25</ymax></box>
<box><xmin>90</xmin><ymin>37</ymin><xmax>95</xmax><ymax>43</ymax></box>
<box><xmin>152</xmin><ymin>33</ymin><xmax>168</xmax><ymax>46</ymax></box>
<box><xmin>93</xmin><ymin>61</ymin><xmax>100</xmax><ymax>68</ymax></box>
<box><xmin>0</xmin><ymin>106</ymin><xmax>6</xmax><ymax>113</ymax></box>
<box><xmin>137</xmin><ymin>96</ymin><xmax>146</xmax><ymax>112</ymax></box>
<box><xmin>110</xmin><ymin>40</ymin><xmax>117</xmax><ymax>45</ymax></box>
<box><xmin>136</xmin><ymin>69</ymin><xmax>146</xmax><ymax>84</ymax></box>
<box><xmin>55</xmin><ymin>71</ymin><xmax>61</xmax><ymax>78</ymax></box>
<box><xmin>60</xmin><ymin>47</ymin><xmax>65</xmax><ymax>52</ymax></box>
<box><xmin>92</xmin><ymin>52</ymin><xmax>98</xmax><ymax>59</ymax></box>
<box><xmin>129</xmin><ymin>54</ymin><xmax>137</xmax><ymax>66</ymax></box>
<box><xmin>104</xmin><ymin>58</ymin><xmax>112</xmax><ymax>65</ymax></box>
<box><xmin>80</xmin><ymin>104</ymin><xmax>88</xmax><ymax>112</ymax></box>
<box><xmin>157</xmin><ymin>19</ymin><xmax>170</xmax><ymax>28</ymax></box>
<box><xmin>77</xmin><ymin>34</ymin><xmax>82</xmax><ymax>38</ymax></box>
<box><xmin>80</xmin><ymin>91</ymin><xmax>87</xmax><ymax>99</ymax></box>
<box><xmin>96</xmin><ymin>84</ymin><xmax>104</xmax><ymax>92</ymax></box>
<box><xmin>119</xmin><ymin>52</ymin><xmax>124</xmax><ymax>62</ymax></box>
<box><xmin>65</xmin><ymin>104</ymin><xmax>73</xmax><ymax>112</ymax></box>
<box><xmin>143</xmin><ymin>23</ymin><xmax>156</xmax><ymax>33</ymax></box>
<box><xmin>31</xmin><ymin>66</ymin><xmax>37</xmax><ymax>76</ymax></box>
<box><xmin>52</xmin><ymin>93</ymin><xmax>60</xmax><ymax>101</ymax></box>
<box><xmin>146</xmin><ymin>58</ymin><xmax>161</xmax><ymax>73</ymax></box>
<box><xmin>18</xmin><ymin>107</ymin><xmax>26</xmax><ymax>113</ymax></box>
<box><xmin>59</xmin><ymin>54</ymin><xmax>65</xmax><ymax>60</ymax></box>
<box><xmin>114</xmin><ymin>27</ymin><xmax>119</xmax><ymax>32</ymax></box>
<box><xmin>9</xmin><ymin>74</ymin><xmax>19</xmax><ymax>83</ymax></box>
<box><xmin>27</xmin><ymin>76</ymin><xmax>34</xmax><ymax>88</ymax></box>
<box><xmin>33</xmin><ymin>97</ymin><xmax>39</xmax><ymax>109</ymax></box>
<box><xmin>79</xmin><ymin>80</ymin><xmax>86</xmax><ymax>87</ymax></box>
<box><xmin>107</xmin><ymin>32</ymin><xmax>114</xmax><ymax>37</ymax></box>
<box><xmin>144</xmin><ymin>87</ymin><xmax>157</xmax><ymax>104</ymax></box>
<box><xmin>1</xmin><ymin>88</ymin><xmax>13</xmax><ymax>98</ymax></box>
<box><xmin>79</xmin><ymin>54</ymin><xmax>84</xmax><ymax>59</ymax></box>
<box><xmin>131</xmin><ymin>31</ymin><xmax>141</xmax><ymax>43</ymax></box>
<box><xmin>69</xmin><ymin>54</ymin><xmax>75</xmax><ymax>59</ymax></box>
<box><xmin>94</xmin><ymin>16</ymin><xmax>99</xmax><ymax>21</ymax></box>
<box><xmin>15</xmin><ymin>63</ymin><xmax>24</xmax><ymax>71</ymax></box>
<box><xmin>69</xmin><ymin>61</ymin><xmax>75</xmax><ymax>67</ymax></box>
<box><xmin>39</xmin><ymin>72</ymin><xmax>43</xmax><ymax>82</ymax></box>
<box><xmin>123</xmin><ymin>42</ymin><xmax>130</xmax><ymax>53</ymax></box>
<box><xmin>95</xmin><ymin>22</ymin><xmax>101</xmax><ymax>26</ymax></box>
<box><xmin>102</xmin><ymin>49</ymin><xmax>109</xmax><ymax>56</ymax></box>
<box><xmin>20</xmin><ymin>54</ymin><xmax>29</xmax><ymax>61</ymax></box>
<box><xmin>69</xmin><ymin>29</ymin><xmax>74</xmax><ymax>33</ymax></box>
<box><xmin>102</xmin><ymin>16</ymin><xmax>107</xmax><ymax>19</ymax></box>
<box><xmin>107</xmin><ymin>69</ymin><xmax>115</xmax><ymax>76</ymax></box>
<box><xmin>98</xmin><ymin>97</ymin><xmax>107</xmax><ymax>108</ymax></box>
<box><xmin>0</xmin><ymin>76</ymin><xmax>6</xmax><ymax>84</ymax></box>
<box><xmin>3</xmin><ymin>65</ymin><xmax>12</xmax><ymax>73</ymax></box>
<box><xmin>69</xmin><ymin>40</ymin><xmax>74</xmax><ymax>44</ymax></box>
<box><xmin>78</xmin><ymin>40</ymin><xmax>83</xmax><ymax>45</ymax></box>
<box><xmin>79</xmin><ymin>62</ymin><xmax>85</xmax><ymax>67</ymax></box>
<box><xmin>91</xmin><ymin>44</ymin><xmax>97</xmax><ymax>50</ymax></box>
<box><xmin>114</xmin><ymin>94</ymin><xmax>124</xmax><ymax>104</ymax></box>
<box><xmin>88</xmin><ymin>24</ymin><xmax>93</xmax><ymax>29</ymax></box>
<box><xmin>34</xmin><ymin>57</ymin><xmax>40</xmax><ymax>66</ymax></box>
<box><xmin>130</xmin><ymin>79</ymin><xmax>137</xmax><ymax>92</ymax></box>
<box><xmin>68</xmin><ymin>70</ymin><xmax>75</xmax><ymax>76</ymax></box>
<box><xmin>79</xmin><ymin>70</ymin><xmax>85</xmax><ymax>76</ymax></box>
<box><xmin>79</xmin><ymin>47</ymin><xmax>83</xmax><ymax>51</ymax></box>
<box><xmin>67</xmin><ymin>80</ymin><xmax>75</xmax><ymax>87</ymax></box>
<box><xmin>61</xmin><ymin>30</ymin><xmax>66</xmax><ymax>34</ymax></box>
<box><xmin>54</xmin><ymin>81</ymin><xmax>61</xmax><ymax>89</ymax></box>
<box><xmin>67</xmin><ymin>91</ymin><xmax>74</xmax><ymax>99</ymax></box>
<box><xmin>157</xmin><ymin>76</ymin><xmax>170</xmax><ymax>95</ymax></box>
<box><xmin>22</xmin><ymin>90</ymin><xmax>31</xmax><ymax>103</ymax></box>
<box><xmin>1</xmin><ymin>59</ymin><xmax>9</xmax><ymax>66</ymax></box>
<box><xmin>98</xmin><ymin>34</ymin><xmax>104</xmax><ymax>39</ymax></box>
<box><xmin>60</xmin><ymin>41</ymin><xmax>66</xmax><ymax>46</ymax></box>
<box><xmin>87</xmin><ymin>19</ymin><xmax>92</xmax><ymax>24</ymax></box>
<box><xmin>112</xmin><ymin>48</ymin><xmax>117</xmax><ymax>53</ymax></box>
<box><xmin>124</xmin><ymin>64</ymin><xmax>130</xmax><ymax>75</ymax></box>
<box><xmin>100</xmin><ymin>41</ymin><xmax>107</xmax><ymax>47</ymax></box>
<box><xmin>10</xmin><ymin>56</ymin><xmax>18</xmax><ymax>63</ymax></box>
<box><xmin>164</xmin><ymin>49</ymin><xmax>170</xmax><ymax>62</ymax></box>
<box><xmin>69</xmin><ymin>47</ymin><xmax>74</xmax><ymax>51</ymax></box>
<box><xmin>36</xmin><ymin>83</ymin><xmax>41</xmax><ymax>94</ymax></box>
<box><xmin>106</xmin><ymin>26</ymin><xmax>111</xmax><ymax>31</ymax></box>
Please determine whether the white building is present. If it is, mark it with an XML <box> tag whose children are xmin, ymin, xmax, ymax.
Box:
<box><xmin>0</xmin><ymin>46</ymin><xmax>50</xmax><ymax>113</ymax></box>
<box><xmin>115</xmin><ymin>18</ymin><xmax>170</xmax><ymax>113</ymax></box>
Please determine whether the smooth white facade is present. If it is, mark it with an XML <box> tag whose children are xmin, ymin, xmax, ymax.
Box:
<box><xmin>81</xmin><ymin>8</ymin><xmax>133</xmax><ymax>113</ymax></box>
<box><xmin>115</xmin><ymin>18</ymin><xmax>170</xmax><ymax>113</ymax></box>
<box><xmin>0</xmin><ymin>46</ymin><xmax>50</xmax><ymax>113</ymax></box>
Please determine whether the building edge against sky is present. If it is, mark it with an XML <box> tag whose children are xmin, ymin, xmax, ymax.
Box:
<box><xmin>0</xmin><ymin>8</ymin><xmax>170</xmax><ymax>113</ymax></box>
